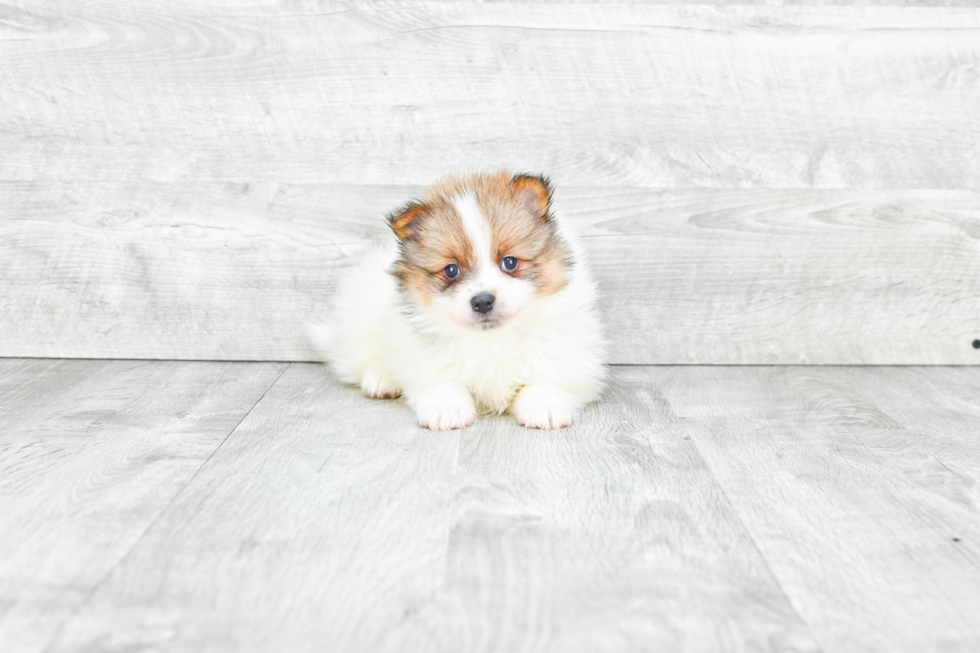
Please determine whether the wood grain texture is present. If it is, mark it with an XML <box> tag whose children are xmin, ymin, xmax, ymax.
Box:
<box><xmin>16</xmin><ymin>362</ymin><xmax>980</xmax><ymax>652</ymax></box>
<box><xmin>0</xmin><ymin>358</ymin><xmax>286</xmax><ymax>653</ymax></box>
<box><xmin>842</xmin><ymin>366</ymin><xmax>980</xmax><ymax>477</ymax></box>
<box><xmin>579</xmin><ymin>188</ymin><xmax>980</xmax><ymax>365</ymax></box>
<box><xmin>3</xmin><ymin>181</ymin><xmax>978</xmax><ymax>364</ymax></box>
<box><xmin>44</xmin><ymin>364</ymin><xmax>819</xmax><ymax>653</ymax></box>
<box><xmin>3</xmin><ymin>2</ymin><xmax>979</xmax><ymax>362</ymax></box>
<box><xmin>43</xmin><ymin>363</ymin><xmax>465</xmax><ymax>653</ymax></box>
<box><xmin>658</xmin><ymin>365</ymin><xmax>980</xmax><ymax>652</ymax></box>
<box><xmin>401</xmin><ymin>368</ymin><xmax>819</xmax><ymax>652</ymax></box>
<box><xmin>1</xmin><ymin>3</ymin><xmax>979</xmax><ymax>188</ymax></box>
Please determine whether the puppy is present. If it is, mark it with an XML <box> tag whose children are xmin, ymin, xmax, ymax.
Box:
<box><xmin>308</xmin><ymin>171</ymin><xmax>606</xmax><ymax>430</ymax></box>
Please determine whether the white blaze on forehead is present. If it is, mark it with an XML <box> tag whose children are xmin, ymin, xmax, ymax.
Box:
<box><xmin>452</xmin><ymin>191</ymin><xmax>493</xmax><ymax>266</ymax></box>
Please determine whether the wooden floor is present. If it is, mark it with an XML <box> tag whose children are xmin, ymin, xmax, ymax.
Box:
<box><xmin>2</xmin><ymin>359</ymin><xmax>978</xmax><ymax>652</ymax></box>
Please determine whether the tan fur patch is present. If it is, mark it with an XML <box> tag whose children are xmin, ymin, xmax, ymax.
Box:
<box><xmin>389</xmin><ymin>196</ymin><xmax>475</xmax><ymax>305</ymax></box>
<box><xmin>512</xmin><ymin>175</ymin><xmax>551</xmax><ymax>220</ymax></box>
<box><xmin>389</xmin><ymin>202</ymin><xmax>427</xmax><ymax>242</ymax></box>
<box><xmin>390</xmin><ymin>171</ymin><xmax>571</xmax><ymax>301</ymax></box>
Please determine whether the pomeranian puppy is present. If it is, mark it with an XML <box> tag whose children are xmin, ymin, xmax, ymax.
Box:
<box><xmin>308</xmin><ymin>171</ymin><xmax>605</xmax><ymax>430</ymax></box>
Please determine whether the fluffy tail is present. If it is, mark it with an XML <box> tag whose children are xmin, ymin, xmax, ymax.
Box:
<box><xmin>304</xmin><ymin>322</ymin><xmax>337</xmax><ymax>362</ymax></box>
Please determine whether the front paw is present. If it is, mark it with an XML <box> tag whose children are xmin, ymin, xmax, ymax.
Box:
<box><xmin>412</xmin><ymin>385</ymin><xmax>476</xmax><ymax>431</ymax></box>
<box><xmin>360</xmin><ymin>369</ymin><xmax>402</xmax><ymax>400</ymax></box>
<box><xmin>513</xmin><ymin>386</ymin><xmax>577</xmax><ymax>430</ymax></box>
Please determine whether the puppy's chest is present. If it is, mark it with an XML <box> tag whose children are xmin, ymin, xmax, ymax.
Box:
<box><xmin>445</xmin><ymin>334</ymin><xmax>532</xmax><ymax>412</ymax></box>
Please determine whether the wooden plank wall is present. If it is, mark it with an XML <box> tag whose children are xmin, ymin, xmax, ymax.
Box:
<box><xmin>2</xmin><ymin>1</ymin><xmax>978</xmax><ymax>364</ymax></box>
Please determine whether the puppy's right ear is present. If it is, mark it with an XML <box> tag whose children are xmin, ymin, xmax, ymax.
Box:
<box><xmin>388</xmin><ymin>202</ymin><xmax>427</xmax><ymax>242</ymax></box>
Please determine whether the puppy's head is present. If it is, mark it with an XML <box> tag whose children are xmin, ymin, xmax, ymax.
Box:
<box><xmin>389</xmin><ymin>172</ymin><xmax>572</xmax><ymax>331</ymax></box>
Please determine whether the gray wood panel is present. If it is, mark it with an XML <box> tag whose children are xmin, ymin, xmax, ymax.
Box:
<box><xmin>2</xmin><ymin>3</ymin><xmax>978</xmax><ymax>188</ymax></box>
<box><xmin>3</xmin><ymin>182</ymin><xmax>978</xmax><ymax>364</ymax></box>
<box><xmin>582</xmin><ymin>188</ymin><xmax>980</xmax><ymax>365</ymax></box>
<box><xmin>411</xmin><ymin>369</ymin><xmax>818</xmax><ymax>652</ymax></box>
<box><xmin>658</xmin><ymin>365</ymin><xmax>980</xmax><ymax>652</ymax></box>
<box><xmin>44</xmin><ymin>364</ymin><xmax>820</xmax><ymax>653</ymax></box>
<box><xmin>6</xmin><ymin>361</ymin><xmax>980</xmax><ymax>650</ymax></box>
<box><xmin>839</xmin><ymin>366</ymin><xmax>980</xmax><ymax>478</ymax></box>
<box><xmin>43</xmin><ymin>363</ymin><xmax>466</xmax><ymax>653</ymax></box>
<box><xmin>5</xmin><ymin>2</ymin><xmax>980</xmax><ymax>363</ymax></box>
<box><xmin>0</xmin><ymin>358</ymin><xmax>286</xmax><ymax>653</ymax></box>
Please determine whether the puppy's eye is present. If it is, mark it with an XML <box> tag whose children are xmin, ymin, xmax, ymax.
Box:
<box><xmin>444</xmin><ymin>263</ymin><xmax>460</xmax><ymax>279</ymax></box>
<box><xmin>500</xmin><ymin>256</ymin><xmax>519</xmax><ymax>272</ymax></box>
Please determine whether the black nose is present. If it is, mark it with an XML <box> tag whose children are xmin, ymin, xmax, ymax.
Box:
<box><xmin>470</xmin><ymin>293</ymin><xmax>495</xmax><ymax>314</ymax></box>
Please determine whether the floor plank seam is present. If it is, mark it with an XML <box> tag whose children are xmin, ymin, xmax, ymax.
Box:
<box><xmin>37</xmin><ymin>362</ymin><xmax>292</xmax><ymax>653</ymax></box>
<box><xmin>678</xmin><ymin>433</ymin><xmax>829</xmax><ymax>653</ymax></box>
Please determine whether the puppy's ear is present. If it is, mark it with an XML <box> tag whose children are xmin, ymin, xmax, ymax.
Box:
<box><xmin>388</xmin><ymin>202</ymin><xmax>428</xmax><ymax>242</ymax></box>
<box><xmin>512</xmin><ymin>174</ymin><xmax>552</xmax><ymax>221</ymax></box>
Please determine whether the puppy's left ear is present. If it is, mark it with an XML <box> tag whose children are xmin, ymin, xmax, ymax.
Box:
<box><xmin>512</xmin><ymin>174</ymin><xmax>552</xmax><ymax>222</ymax></box>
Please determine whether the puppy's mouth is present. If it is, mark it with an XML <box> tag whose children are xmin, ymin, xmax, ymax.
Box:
<box><xmin>473</xmin><ymin>315</ymin><xmax>503</xmax><ymax>330</ymax></box>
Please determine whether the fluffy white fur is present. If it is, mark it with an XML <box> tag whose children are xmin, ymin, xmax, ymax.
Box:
<box><xmin>308</xmin><ymin>187</ymin><xmax>606</xmax><ymax>431</ymax></box>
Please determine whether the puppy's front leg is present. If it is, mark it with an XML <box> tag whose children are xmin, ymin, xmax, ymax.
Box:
<box><xmin>512</xmin><ymin>385</ymin><xmax>578</xmax><ymax>430</ymax></box>
<box><xmin>408</xmin><ymin>383</ymin><xmax>477</xmax><ymax>431</ymax></box>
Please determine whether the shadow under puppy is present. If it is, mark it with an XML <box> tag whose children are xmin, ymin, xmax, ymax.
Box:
<box><xmin>309</xmin><ymin>171</ymin><xmax>606</xmax><ymax>430</ymax></box>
